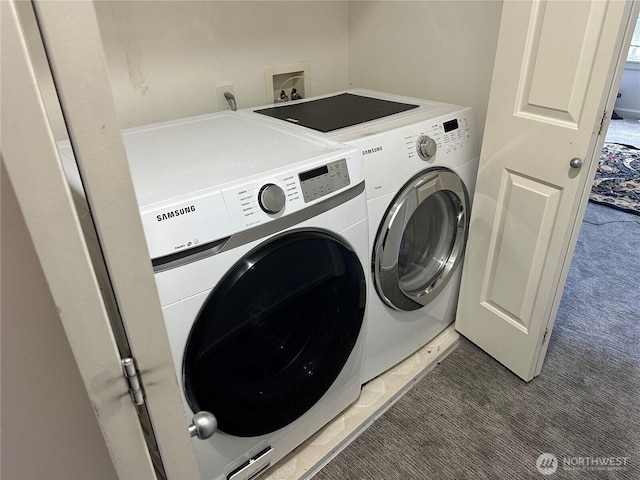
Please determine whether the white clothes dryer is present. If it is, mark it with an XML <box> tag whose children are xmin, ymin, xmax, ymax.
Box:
<box><xmin>246</xmin><ymin>90</ymin><xmax>480</xmax><ymax>382</ymax></box>
<box><xmin>58</xmin><ymin>112</ymin><xmax>369</xmax><ymax>480</ymax></box>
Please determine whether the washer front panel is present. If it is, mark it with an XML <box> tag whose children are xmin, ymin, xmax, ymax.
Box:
<box><xmin>158</xmin><ymin>198</ymin><xmax>369</xmax><ymax>480</ymax></box>
<box><xmin>183</xmin><ymin>230</ymin><xmax>365</xmax><ymax>437</ymax></box>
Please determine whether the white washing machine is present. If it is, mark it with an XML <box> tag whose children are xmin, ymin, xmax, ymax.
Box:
<box><xmin>57</xmin><ymin>112</ymin><xmax>369</xmax><ymax>480</ymax></box>
<box><xmin>245</xmin><ymin>89</ymin><xmax>479</xmax><ymax>382</ymax></box>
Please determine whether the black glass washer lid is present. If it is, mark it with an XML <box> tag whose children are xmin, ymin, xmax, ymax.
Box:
<box><xmin>255</xmin><ymin>93</ymin><xmax>419</xmax><ymax>133</ymax></box>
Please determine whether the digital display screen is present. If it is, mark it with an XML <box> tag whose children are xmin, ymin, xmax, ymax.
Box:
<box><xmin>443</xmin><ymin>119</ymin><xmax>459</xmax><ymax>133</ymax></box>
<box><xmin>299</xmin><ymin>165</ymin><xmax>329</xmax><ymax>182</ymax></box>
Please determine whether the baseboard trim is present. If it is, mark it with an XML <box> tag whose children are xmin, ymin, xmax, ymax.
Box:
<box><xmin>613</xmin><ymin>107</ymin><xmax>640</xmax><ymax>118</ymax></box>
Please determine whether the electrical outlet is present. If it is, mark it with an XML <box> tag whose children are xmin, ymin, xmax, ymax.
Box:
<box><xmin>216</xmin><ymin>83</ymin><xmax>235</xmax><ymax>111</ymax></box>
<box><xmin>264</xmin><ymin>62</ymin><xmax>310</xmax><ymax>104</ymax></box>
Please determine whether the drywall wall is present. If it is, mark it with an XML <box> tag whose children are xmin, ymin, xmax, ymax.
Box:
<box><xmin>614</xmin><ymin>62</ymin><xmax>640</xmax><ymax>117</ymax></box>
<box><xmin>0</xmin><ymin>162</ymin><xmax>118</xmax><ymax>480</ymax></box>
<box><xmin>348</xmin><ymin>1</ymin><xmax>503</xmax><ymax>139</ymax></box>
<box><xmin>94</xmin><ymin>1</ymin><xmax>350</xmax><ymax>129</ymax></box>
<box><xmin>45</xmin><ymin>1</ymin><xmax>501</xmax><ymax>138</ymax></box>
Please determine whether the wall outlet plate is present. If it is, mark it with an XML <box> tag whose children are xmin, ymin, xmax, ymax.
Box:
<box><xmin>264</xmin><ymin>61</ymin><xmax>310</xmax><ymax>104</ymax></box>
<box><xmin>216</xmin><ymin>83</ymin><xmax>235</xmax><ymax>111</ymax></box>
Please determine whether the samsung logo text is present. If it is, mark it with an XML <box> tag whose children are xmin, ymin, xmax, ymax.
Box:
<box><xmin>362</xmin><ymin>146</ymin><xmax>383</xmax><ymax>156</ymax></box>
<box><xmin>157</xmin><ymin>205</ymin><xmax>196</xmax><ymax>222</ymax></box>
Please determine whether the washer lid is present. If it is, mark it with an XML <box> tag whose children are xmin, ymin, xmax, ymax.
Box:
<box><xmin>255</xmin><ymin>93</ymin><xmax>419</xmax><ymax>132</ymax></box>
<box><xmin>121</xmin><ymin>112</ymin><xmax>352</xmax><ymax>206</ymax></box>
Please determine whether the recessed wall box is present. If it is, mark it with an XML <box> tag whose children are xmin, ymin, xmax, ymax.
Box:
<box><xmin>264</xmin><ymin>61</ymin><xmax>310</xmax><ymax>104</ymax></box>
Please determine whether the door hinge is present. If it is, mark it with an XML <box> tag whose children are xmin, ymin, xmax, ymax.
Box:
<box><xmin>122</xmin><ymin>357</ymin><xmax>145</xmax><ymax>406</ymax></box>
<box><xmin>542</xmin><ymin>328</ymin><xmax>549</xmax><ymax>345</ymax></box>
<box><xmin>597</xmin><ymin>110</ymin><xmax>608</xmax><ymax>136</ymax></box>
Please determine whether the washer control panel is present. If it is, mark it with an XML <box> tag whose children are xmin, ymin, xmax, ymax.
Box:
<box><xmin>299</xmin><ymin>158</ymin><xmax>350</xmax><ymax>203</ymax></box>
<box><xmin>139</xmin><ymin>152</ymin><xmax>361</xmax><ymax>260</ymax></box>
<box><xmin>220</xmin><ymin>153</ymin><xmax>361</xmax><ymax>233</ymax></box>
<box><xmin>228</xmin><ymin>175</ymin><xmax>300</xmax><ymax>228</ymax></box>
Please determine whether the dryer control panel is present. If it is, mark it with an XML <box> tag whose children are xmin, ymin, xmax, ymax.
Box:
<box><xmin>408</xmin><ymin>115</ymin><xmax>473</xmax><ymax>160</ymax></box>
<box><xmin>343</xmin><ymin>105</ymin><xmax>479</xmax><ymax>201</ymax></box>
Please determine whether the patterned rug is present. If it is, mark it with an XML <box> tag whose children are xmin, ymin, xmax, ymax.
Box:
<box><xmin>590</xmin><ymin>142</ymin><xmax>640</xmax><ymax>215</ymax></box>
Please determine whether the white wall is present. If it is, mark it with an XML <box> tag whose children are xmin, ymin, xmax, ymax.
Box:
<box><xmin>29</xmin><ymin>1</ymin><xmax>505</xmax><ymax>138</ymax></box>
<box><xmin>348</xmin><ymin>1</ymin><xmax>503</xmax><ymax>139</ymax></box>
<box><xmin>614</xmin><ymin>62</ymin><xmax>640</xmax><ymax>117</ymax></box>
<box><xmin>37</xmin><ymin>2</ymin><xmax>504</xmax><ymax>139</ymax></box>
<box><xmin>91</xmin><ymin>1</ymin><xmax>502</xmax><ymax>136</ymax></box>
<box><xmin>94</xmin><ymin>1</ymin><xmax>350</xmax><ymax>129</ymax></box>
<box><xmin>0</xmin><ymin>163</ymin><xmax>118</xmax><ymax>479</ymax></box>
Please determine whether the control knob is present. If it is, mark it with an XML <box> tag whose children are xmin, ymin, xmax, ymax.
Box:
<box><xmin>258</xmin><ymin>183</ymin><xmax>286</xmax><ymax>214</ymax></box>
<box><xmin>417</xmin><ymin>135</ymin><xmax>437</xmax><ymax>160</ymax></box>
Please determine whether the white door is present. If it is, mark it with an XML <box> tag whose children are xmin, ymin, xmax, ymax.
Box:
<box><xmin>456</xmin><ymin>0</ymin><xmax>639</xmax><ymax>381</ymax></box>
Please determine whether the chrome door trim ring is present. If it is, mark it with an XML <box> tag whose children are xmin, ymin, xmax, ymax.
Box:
<box><xmin>372</xmin><ymin>168</ymin><xmax>469</xmax><ymax>311</ymax></box>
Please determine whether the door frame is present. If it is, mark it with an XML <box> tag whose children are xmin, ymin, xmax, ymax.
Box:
<box><xmin>4</xmin><ymin>1</ymin><xmax>201</xmax><ymax>478</ymax></box>
<box><xmin>2</xmin><ymin>2</ymin><xmax>157</xmax><ymax>477</ymax></box>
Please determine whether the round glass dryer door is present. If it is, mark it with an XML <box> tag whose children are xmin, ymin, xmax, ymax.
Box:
<box><xmin>373</xmin><ymin>168</ymin><xmax>469</xmax><ymax>311</ymax></box>
<box><xmin>183</xmin><ymin>230</ymin><xmax>365</xmax><ymax>437</ymax></box>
